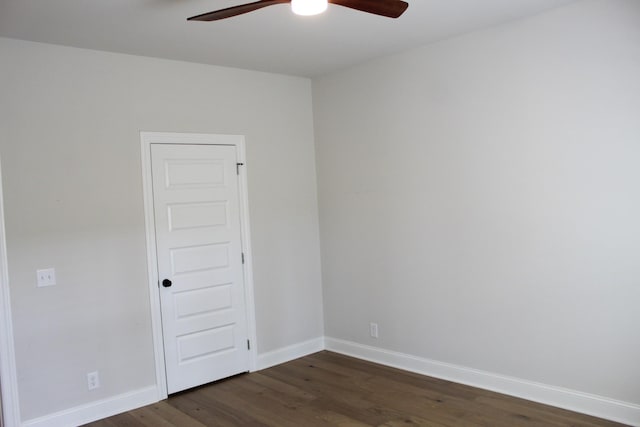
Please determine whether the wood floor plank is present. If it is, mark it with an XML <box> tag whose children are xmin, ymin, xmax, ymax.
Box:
<box><xmin>475</xmin><ymin>395</ymin><xmax>623</xmax><ymax>427</ymax></box>
<box><xmin>318</xmin><ymin>410</ymin><xmax>375</xmax><ymax>426</ymax></box>
<box><xmin>266</xmin><ymin>357</ymin><xmax>489</xmax><ymax>426</ymax></box>
<box><xmin>245</xmin><ymin>372</ymin><xmax>317</xmax><ymax>402</ymax></box>
<box><xmin>378</xmin><ymin>414</ymin><xmax>450</xmax><ymax>427</ymax></box>
<box><xmin>200</xmin><ymin>378</ymin><xmax>327</xmax><ymax>427</ymax></box>
<box><xmin>91</xmin><ymin>412</ymin><xmax>145</xmax><ymax>427</ymax></box>
<box><xmin>168</xmin><ymin>389</ymin><xmax>267</xmax><ymax>427</ymax></box>
<box><xmin>262</xmin><ymin>364</ymin><xmax>399</xmax><ymax>425</ymax></box>
<box><xmin>126</xmin><ymin>402</ymin><xmax>207</xmax><ymax>427</ymax></box>
<box><xmin>84</xmin><ymin>351</ymin><xmax>626</xmax><ymax>427</ymax></box>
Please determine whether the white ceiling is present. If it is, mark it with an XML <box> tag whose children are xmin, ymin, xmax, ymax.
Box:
<box><xmin>0</xmin><ymin>0</ymin><xmax>578</xmax><ymax>77</ymax></box>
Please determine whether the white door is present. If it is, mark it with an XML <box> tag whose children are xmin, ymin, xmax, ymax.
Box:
<box><xmin>151</xmin><ymin>143</ymin><xmax>249</xmax><ymax>394</ymax></box>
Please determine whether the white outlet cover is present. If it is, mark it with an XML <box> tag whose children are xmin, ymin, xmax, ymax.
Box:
<box><xmin>36</xmin><ymin>268</ymin><xmax>56</xmax><ymax>287</ymax></box>
<box><xmin>370</xmin><ymin>322</ymin><xmax>379</xmax><ymax>338</ymax></box>
<box><xmin>87</xmin><ymin>371</ymin><xmax>100</xmax><ymax>390</ymax></box>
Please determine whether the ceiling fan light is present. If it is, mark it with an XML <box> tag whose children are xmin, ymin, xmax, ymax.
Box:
<box><xmin>291</xmin><ymin>0</ymin><xmax>328</xmax><ymax>16</ymax></box>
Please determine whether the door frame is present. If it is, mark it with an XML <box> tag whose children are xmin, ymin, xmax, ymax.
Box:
<box><xmin>0</xmin><ymin>158</ymin><xmax>21</xmax><ymax>427</ymax></box>
<box><xmin>140</xmin><ymin>132</ymin><xmax>258</xmax><ymax>400</ymax></box>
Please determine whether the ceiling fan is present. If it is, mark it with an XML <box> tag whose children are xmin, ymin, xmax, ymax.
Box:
<box><xmin>188</xmin><ymin>0</ymin><xmax>409</xmax><ymax>21</ymax></box>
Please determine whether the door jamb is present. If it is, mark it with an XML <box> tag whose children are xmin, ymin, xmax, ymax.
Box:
<box><xmin>0</xmin><ymin>158</ymin><xmax>22</xmax><ymax>427</ymax></box>
<box><xmin>140</xmin><ymin>132</ymin><xmax>258</xmax><ymax>400</ymax></box>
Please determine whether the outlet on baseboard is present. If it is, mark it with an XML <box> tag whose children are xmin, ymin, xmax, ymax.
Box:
<box><xmin>87</xmin><ymin>371</ymin><xmax>100</xmax><ymax>390</ymax></box>
<box><xmin>370</xmin><ymin>322</ymin><xmax>379</xmax><ymax>338</ymax></box>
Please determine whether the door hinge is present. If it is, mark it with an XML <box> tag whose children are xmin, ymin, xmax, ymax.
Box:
<box><xmin>236</xmin><ymin>162</ymin><xmax>244</xmax><ymax>175</ymax></box>
<box><xmin>247</xmin><ymin>339</ymin><xmax>251</xmax><ymax>350</ymax></box>
<box><xmin>241</xmin><ymin>252</ymin><xmax>245</xmax><ymax>264</ymax></box>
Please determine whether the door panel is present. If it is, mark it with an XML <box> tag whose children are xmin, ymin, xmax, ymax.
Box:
<box><xmin>170</xmin><ymin>243</ymin><xmax>230</xmax><ymax>274</ymax></box>
<box><xmin>151</xmin><ymin>144</ymin><xmax>249</xmax><ymax>394</ymax></box>
<box><xmin>168</xmin><ymin>202</ymin><xmax>228</xmax><ymax>230</ymax></box>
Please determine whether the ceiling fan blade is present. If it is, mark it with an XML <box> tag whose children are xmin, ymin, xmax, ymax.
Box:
<box><xmin>188</xmin><ymin>0</ymin><xmax>290</xmax><ymax>21</ymax></box>
<box><xmin>329</xmin><ymin>0</ymin><xmax>408</xmax><ymax>18</ymax></box>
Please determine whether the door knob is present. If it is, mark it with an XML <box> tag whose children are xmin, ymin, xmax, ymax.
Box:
<box><xmin>162</xmin><ymin>279</ymin><xmax>172</xmax><ymax>288</ymax></box>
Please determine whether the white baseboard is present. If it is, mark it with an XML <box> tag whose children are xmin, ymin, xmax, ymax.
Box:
<box><xmin>21</xmin><ymin>386</ymin><xmax>158</xmax><ymax>427</ymax></box>
<box><xmin>256</xmin><ymin>337</ymin><xmax>325</xmax><ymax>371</ymax></box>
<box><xmin>18</xmin><ymin>336</ymin><xmax>326</xmax><ymax>427</ymax></box>
<box><xmin>325</xmin><ymin>337</ymin><xmax>640</xmax><ymax>427</ymax></box>
<box><xmin>18</xmin><ymin>338</ymin><xmax>640</xmax><ymax>426</ymax></box>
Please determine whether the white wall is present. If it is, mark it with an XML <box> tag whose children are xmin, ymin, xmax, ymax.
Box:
<box><xmin>314</xmin><ymin>0</ymin><xmax>640</xmax><ymax>409</ymax></box>
<box><xmin>0</xmin><ymin>38</ymin><xmax>324</xmax><ymax>422</ymax></box>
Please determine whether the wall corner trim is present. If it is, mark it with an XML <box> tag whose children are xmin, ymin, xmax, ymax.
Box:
<box><xmin>324</xmin><ymin>337</ymin><xmax>640</xmax><ymax>427</ymax></box>
<box><xmin>256</xmin><ymin>337</ymin><xmax>325</xmax><ymax>371</ymax></box>
<box><xmin>0</xmin><ymin>158</ymin><xmax>22</xmax><ymax>427</ymax></box>
<box><xmin>21</xmin><ymin>386</ymin><xmax>158</xmax><ymax>427</ymax></box>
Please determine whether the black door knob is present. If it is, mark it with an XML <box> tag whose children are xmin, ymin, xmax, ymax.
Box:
<box><xmin>162</xmin><ymin>279</ymin><xmax>172</xmax><ymax>288</ymax></box>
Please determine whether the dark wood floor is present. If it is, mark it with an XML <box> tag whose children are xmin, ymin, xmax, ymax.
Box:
<box><xmin>84</xmin><ymin>351</ymin><xmax>626</xmax><ymax>427</ymax></box>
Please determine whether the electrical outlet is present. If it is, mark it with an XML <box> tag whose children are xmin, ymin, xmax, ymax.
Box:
<box><xmin>87</xmin><ymin>371</ymin><xmax>100</xmax><ymax>390</ymax></box>
<box><xmin>36</xmin><ymin>268</ymin><xmax>56</xmax><ymax>287</ymax></box>
<box><xmin>370</xmin><ymin>322</ymin><xmax>379</xmax><ymax>338</ymax></box>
